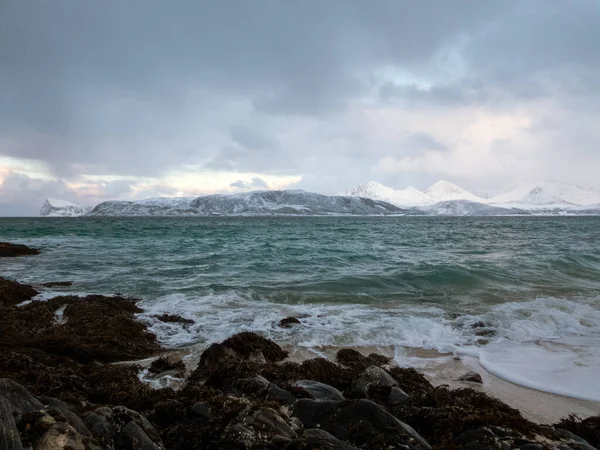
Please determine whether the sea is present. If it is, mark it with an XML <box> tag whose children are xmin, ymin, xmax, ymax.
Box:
<box><xmin>1</xmin><ymin>216</ymin><xmax>599</xmax><ymax>400</ymax></box>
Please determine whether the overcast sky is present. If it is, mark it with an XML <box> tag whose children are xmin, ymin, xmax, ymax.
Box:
<box><xmin>1</xmin><ymin>0</ymin><xmax>600</xmax><ymax>215</ymax></box>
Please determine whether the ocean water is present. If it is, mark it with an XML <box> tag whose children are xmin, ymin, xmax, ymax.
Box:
<box><xmin>1</xmin><ymin>216</ymin><xmax>600</xmax><ymax>400</ymax></box>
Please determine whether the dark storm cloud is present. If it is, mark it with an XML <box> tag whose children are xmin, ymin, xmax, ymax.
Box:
<box><xmin>1</xmin><ymin>0</ymin><xmax>600</xmax><ymax>192</ymax></box>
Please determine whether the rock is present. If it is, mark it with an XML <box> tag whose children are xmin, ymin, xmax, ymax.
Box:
<box><xmin>189</xmin><ymin>402</ymin><xmax>213</xmax><ymax>420</ymax></box>
<box><xmin>518</xmin><ymin>445</ymin><xmax>543</xmax><ymax>450</ymax></box>
<box><xmin>554</xmin><ymin>415</ymin><xmax>600</xmax><ymax>448</ymax></box>
<box><xmin>458</xmin><ymin>371</ymin><xmax>484</xmax><ymax>384</ymax></box>
<box><xmin>223</xmin><ymin>424</ymin><xmax>256</xmax><ymax>449</ymax></box>
<box><xmin>355</xmin><ymin>366</ymin><xmax>398</xmax><ymax>396</ymax></box>
<box><xmin>0</xmin><ymin>277</ymin><xmax>39</xmax><ymax>308</ymax></box>
<box><xmin>293</xmin><ymin>380</ymin><xmax>345</xmax><ymax>402</ymax></box>
<box><xmin>148</xmin><ymin>354</ymin><xmax>185</xmax><ymax>376</ymax></box>
<box><xmin>0</xmin><ymin>379</ymin><xmax>44</xmax><ymax>418</ymax></box>
<box><xmin>222</xmin><ymin>332</ymin><xmax>288</xmax><ymax>362</ymax></box>
<box><xmin>294</xmin><ymin>399</ymin><xmax>431</xmax><ymax>449</ymax></box>
<box><xmin>249</xmin><ymin>407</ymin><xmax>297</xmax><ymax>440</ymax></box>
<box><xmin>84</xmin><ymin>407</ymin><xmax>118</xmax><ymax>444</ymax></box>
<box><xmin>38</xmin><ymin>396</ymin><xmax>76</xmax><ymax>413</ymax></box>
<box><xmin>457</xmin><ymin>427</ymin><xmax>496</xmax><ymax>445</ymax></box>
<box><xmin>266</xmin><ymin>384</ymin><xmax>296</xmax><ymax>406</ymax></box>
<box><xmin>336</xmin><ymin>348</ymin><xmax>370</xmax><ymax>369</ymax></box>
<box><xmin>0</xmin><ymin>397</ymin><xmax>23</xmax><ymax>450</ymax></box>
<box><xmin>40</xmin><ymin>282</ymin><xmax>73</xmax><ymax>288</ymax></box>
<box><xmin>475</xmin><ymin>329</ymin><xmax>497</xmax><ymax>337</ymax></box>
<box><xmin>35</xmin><ymin>422</ymin><xmax>86</xmax><ymax>450</ymax></box>
<box><xmin>112</xmin><ymin>406</ymin><xmax>160</xmax><ymax>443</ymax></box>
<box><xmin>388</xmin><ymin>386</ymin><xmax>410</xmax><ymax>406</ymax></box>
<box><xmin>46</xmin><ymin>408</ymin><xmax>90</xmax><ymax>436</ymax></box>
<box><xmin>279</xmin><ymin>317</ymin><xmax>301</xmax><ymax>328</ymax></box>
<box><xmin>35</xmin><ymin>414</ymin><xmax>57</xmax><ymax>433</ymax></box>
<box><xmin>152</xmin><ymin>313</ymin><xmax>194</xmax><ymax>325</ymax></box>
<box><xmin>0</xmin><ymin>242</ymin><xmax>40</xmax><ymax>257</ymax></box>
<box><xmin>284</xmin><ymin>428</ymin><xmax>360</xmax><ymax>450</ymax></box>
<box><xmin>116</xmin><ymin>421</ymin><xmax>160</xmax><ymax>450</ymax></box>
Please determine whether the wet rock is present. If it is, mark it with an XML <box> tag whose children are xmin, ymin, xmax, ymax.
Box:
<box><xmin>336</xmin><ymin>348</ymin><xmax>370</xmax><ymax>369</ymax></box>
<box><xmin>40</xmin><ymin>282</ymin><xmax>73</xmax><ymax>288</ymax></box>
<box><xmin>149</xmin><ymin>399</ymin><xmax>186</xmax><ymax>428</ymax></box>
<box><xmin>189</xmin><ymin>402</ymin><xmax>213</xmax><ymax>420</ymax></box>
<box><xmin>46</xmin><ymin>408</ymin><xmax>90</xmax><ymax>436</ymax></box>
<box><xmin>35</xmin><ymin>422</ymin><xmax>86</xmax><ymax>450</ymax></box>
<box><xmin>116</xmin><ymin>421</ymin><xmax>160</xmax><ymax>450</ymax></box>
<box><xmin>475</xmin><ymin>329</ymin><xmax>497</xmax><ymax>337</ymax></box>
<box><xmin>355</xmin><ymin>365</ymin><xmax>398</xmax><ymax>396</ymax></box>
<box><xmin>279</xmin><ymin>317</ymin><xmax>301</xmax><ymax>328</ymax></box>
<box><xmin>222</xmin><ymin>424</ymin><xmax>256</xmax><ymax>449</ymax></box>
<box><xmin>0</xmin><ymin>242</ymin><xmax>40</xmax><ymax>257</ymax></box>
<box><xmin>152</xmin><ymin>313</ymin><xmax>194</xmax><ymax>326</ymax></box>
<box><xmin>38</xmin><ymin>396</ymin><xmax>76</xmax><ymax>413</ymax></box>
<box><xmin>518</xmin><ymin>444</ymin><xmax>543</xmax><ymax>450</ymax></box>
<box><xmin>301</xmin><ymin>358</ymin><xmax>353</xmax><ymax>389</ymax></box>
<box><xmin>84</xmin><ymin>407</ymin><xmax>118</xmax><ymax>444</ymax></box>
<box><xmin>223</xmin><ymin>332</ymin><xmax>289</xmax><ymax>362</ymax></box>
<box><xmin>284</xmin><ymin>428</ymin><xmax>360</xmax><ymax>450</ymax></box>
<box><xmin>293</xmin><ymin>380</ymin><xmax>345</xmax><ymax>402</ymax></box>
<box><xmin>388</xmin><ymin>386</ymin><xmax>410</xmax><ymax>406</ymax></box>
<box><xmin>0</xmin><ymin>277</ymin><xmax>39</xmax><ymax>308</ymax></box>
<box><xmin>112</xmin><ymin>406</ymin><xmax>160</xmax><ymax>443</ymax></box>
<box><xmin>294</xmin><ymin>399</ymin><xmax>431</xmax><ymax>449</ymax></box>
<box><xmin>249</xmin><ymin>407</ymin><xmax>297</xmax><ymax>440</ymax></box>
<box><xmin>554</xmin><ymin>415</ymin><xmax>600</xmax><ymax>448</ymax></box>
<box><xmin>0</xmin><ymin>379</ymin><xmax>44</xmax><ymax>418</ymax></box>
<box><xmin>457</xmin><ymin>427</ymin><xmax>496</xmax><ymax>445</ymax></box>
<box><xmin>266</xmin><ymin>384</ymin><xmax>296</xmax><ymax>406</ymax></box>
<box><xmin>148</xmin><ymin>354</ymin><xmax>185</xmax><ymax>376</ymax></box>
<box><xmin>458</xmin><ymin>371</ymin><xmax>484</xmax><ymax>384</ymax></box>
<box><xmin>0</xmin><ymin>397</ymin><xmax>23</xmax><ymax>450</ymax></box>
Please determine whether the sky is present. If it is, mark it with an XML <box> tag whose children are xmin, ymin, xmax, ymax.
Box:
<box><xmin>1</xmin><ymin>0</ymin><xmax>600</xmax><ymax>215</ymax></box>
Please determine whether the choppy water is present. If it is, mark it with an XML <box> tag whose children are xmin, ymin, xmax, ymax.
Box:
<box><xmin>1</xmin><ymin>216</ymin><xmax>600</xmax><ymax>400</ymax></box>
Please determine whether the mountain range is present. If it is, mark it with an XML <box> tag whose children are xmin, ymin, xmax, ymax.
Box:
<box><xmin>38</xmin><ymin>181</ymin><xmax>600</xmax><ymax>217</ymax></box>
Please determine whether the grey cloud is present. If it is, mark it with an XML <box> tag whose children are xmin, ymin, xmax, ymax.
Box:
<box><xmin>1</xmin><ymin>1</ymin><xmax>600</xmax><ymax>193</ymax></box>
<box><xmin>406</xmin><ymin>133</ymin><xmax>448</xmax><ymax>151</ymax></box>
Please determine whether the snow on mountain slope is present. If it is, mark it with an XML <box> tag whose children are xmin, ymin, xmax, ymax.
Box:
<box><xmin>490</xmin><ymin>182</ymin><xmax>600</xmax><ymax>207</ymax></box>
<box><xmin>425</xmin><ymin>180</ymin><xmax>485</xmax><ymax>203</ymax></box>
<box><xmin>38</xmin><ymin>199</ymin><xmax>93</xmax><ymax>217</ymax></box>
<box><xmin>340</xmin><ymin>181</ymin><xmax>432</xmax><ymax>207</ymax></box>
<box><xmin>89</xmin><ymin>190</ymin><xmax>408</xmax><ymax>216</ymax></box>
<box><xmin>136</xmin><ymin>197</ymin><xmax>195</xmax><ymax>208</ymax></box>
<box><xmin>425</xmin><ymin>200</ymin><xmax>529</xmax><ymax>216</ymax></box>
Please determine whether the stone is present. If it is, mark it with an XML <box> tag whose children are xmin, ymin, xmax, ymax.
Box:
<box><xmin>458</xmin><ymin>371</ymin><xmax>484</xmax><ymax>384</ymax></box>
<box><xmin>294</xmin><ymin>399</ymin><xmax>431</xmax><ymax>449</ymax></box>
<box><xmin>84</xmin><ymin>407</ymin><xmax>118</xmax><ymax>444</ymax></box>
<box><xmin>279</xmin><ymin>317</ymin><xmax>301</xmax><ymax>328</ymax></box>
<box><xmin>266</xmin><ymin>384</ymin><xmax>296</xmax><ymax>406</ymax></box>
<box><xmin>284</xmin><ymin>428</ymin><xmax>360</xmax><ymax>450</ymax></box>
<box><xmin>35</xmin><ymin>422</ymin><xmax>86</xmax><ymax>450</ymax></box>
<box><xmin>249</xmin><ymin>407</ymin><xmax>297</xmax><ymax>440</ymax></box>
<box><xmin>354</xmin><ymin>366</ymin><xmax>398</xmax><ymax>396</ymax></box>
<box><xmin>457</xmin><ymin>428</ymin><xmax>496</xmax><ymax>445</ymax></box>
<box><xmin>190</xmin><ymin>402</ymin><xmax>213</xmax><ymax>420</ymax></box>
<box><xmin>47</xmin><ymin>408</ymin><xmax>90</xmax><ymax>436</ymax></box>
<box><xmin>0</xmin><ymin>379</ymin><xmax>44</xmax><ymax>418</ymax></box>
<box><xmin>388</xmin><ymin>386</ymin><xmax>410</xmax><ymax>406</ymax></box>
<box><xmin>38</xmin><ymin>396</ymin><xmax>76</xmax><ymax>413</ymax></box>
<box><xmin>116</xmin><ymin>421</ymin><xmax>160</xmax><ymax>450</ymax></box>
<box><xmin>293</xmin><ymin>380</ymin><xmax>344</xmax><ymax>402</ymax></box>
<box><xmin>0</xmin><ymin>397</ymin><xmax>23</xmax><ymax>450</ymax></box>
<box><xmin>34</xmin><ymin>414</ymin><xmax>57</xmax><ymax>433</ymax></box>
<box><xmin>0</xmin><ymin>242</ymin><xmax>40</xmax><ymax>257</ymax></box>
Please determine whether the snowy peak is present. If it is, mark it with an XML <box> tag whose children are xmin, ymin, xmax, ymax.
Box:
<box><xmin>340</xmin><ymin>181</ymin><xmax>431</xmax><ymax>207</ymax></box>
<box><xmin>489</xmin><ymin>182</ymin><xmax>600</xmax><ymax>207</ymax></box>
<box><xmin>39</xmin><ymin>199</ymin><xmax>92</xmax><ymax>217</ymax></box>
<box><xmin>425</xmin><ymin>180</ymin><xmax>484</xmax><ymax>203</ymax></box>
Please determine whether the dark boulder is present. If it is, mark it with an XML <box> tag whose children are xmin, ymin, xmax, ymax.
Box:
<box><xmin>84</xmin><ymin>407</ymin><xmax>118</xmax><ymax>444</ymax></box>
<box><xmin>152</xmin><ymin>313</ymin><xmax>194</xmax><ymax>326</ymax></box>
<box><xmin>293</xmin><ymin>380</ymin><xmax>345</xmax><ymax>402</ymax></box>
<box><xmin>189</xmin><ymin>402</ymin><xmax>213</xmax><ymax>420</ymax></box>
<box><xmin>279</xmin><ymin>317</ymin><xmax>301</xmax><ymax>328</ymax></box>
<box><xmin>35</xmin><ymin>422</ymin><xmax>86</xmax><ymax>450</ymax></box>
<box><xmin>458</xmin><ymin>372</ymin><xmax>484</xmax><ymax>384</ymax></box>
<box><xmin>148</xmin><ymin>354</ymin><xmax>186</xmax><ymax>376</ymax></box>
<box><xmin>554</xmin><ymin>415</ymin><xmax>600</xmax><ymax>448</ymax></box>
<box><xmin>266</xmin><ymin>384</ymin><xmax>297</xmax><ymax>406</ymax></box>
<box><xmin>0</xmin><ymin>379</ymin><xmax>44</xmax><ymax>418</ymax></box>
<box><xmin>0</xmin><ymin>397</ymin><xmax>23</xmax><ymax>450</ymax></box>
<box><xmin>0</xmin><ymin>243</ymin><xmax>40</xmax><ymax>257</ymax></box>
<box><xmin>294</xmin><ymin>398</ymin><xmax>431</xmax><ymax>449</ymax></box>
<box><xmin>0</xmin><ymin>277</ymin><xmax>39</xmax><ymax>308</ymax></box>
<box><xmin>116</xmin><ymin>421</ymin><xmax>160</xmax><ymax>450</ymax></box>
<box><xmin>284</xmin><ymin>428</ymin><xmax>360</xmax><ymax>450</ymax></box>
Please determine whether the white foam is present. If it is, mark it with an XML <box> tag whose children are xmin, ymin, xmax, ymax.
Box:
<box><xmin>139</xmin><ymin>293</ymin><xmax>600</xmax><ymax>401</ymax></box>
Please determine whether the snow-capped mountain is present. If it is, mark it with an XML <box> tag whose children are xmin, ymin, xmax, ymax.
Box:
<box><xmin>38</xmin><ymin>198</ymin><xmax>93</xmax><ymax>217</ymax></box>
<box><xmin>340</xmin><ymin>181</ymin><xmax>432</xmax><ymax>207</ymax></box>
<box><xmin>489</xmin><ymin>182</ymin><xmax>600</xmax><ymax>209</ymax></box>
<box><xmin>88</xmin><ymin>190</ymin><xmax>408</xmax><ymax>216</ymax></box>
<box><xmin>425</xmin><ymin>200</ymin><xmax>528</xmax><ymax>216</ymax></box>
<box><xmin>425</xmin><ymin>180</ymin><xmax>486</xmax><ymax>203</ymax></box>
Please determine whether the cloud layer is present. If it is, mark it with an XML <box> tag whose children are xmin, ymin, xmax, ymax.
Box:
<box><xmin>1</xmin><ymin>1</ymin><xmax>600</xmax><ymax>215</ymax></box>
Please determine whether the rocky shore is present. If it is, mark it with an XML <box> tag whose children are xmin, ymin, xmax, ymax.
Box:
<box><xmin>0</xmin><ymin>242</ymin><xmax>599</xmax><ymax>449</ymax></box>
